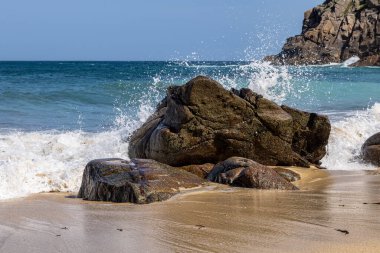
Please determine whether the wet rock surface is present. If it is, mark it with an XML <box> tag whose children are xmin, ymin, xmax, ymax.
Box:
<box><xmin>78</xmin><ymin>158</ymin><xmax>204</xmax><ymax>204</ymax></box>
<box><xmin>265</xmin><ymin>0</ymin><xmax>380</xmax><ymax>66</ymax></box>
<box><xmin>362</xmin><ymin>132</ymin><xmax>380</xmax><ymax>166</ymax></box>
<box><xmin>128</xmin><ymin>76</ymin><xmax>330</xmax><ymax>167</ymax></box>
<box><xmin>272</xmin><ymin>167</ymin><xmax>301</xmax><ymax>182</ymax></box>
<box><xmin>176</xmin><ymin>163</ymin><xmax>214</xmax><ymax>179</ymax></box>
<box><xmin>78</xmin><ymin>76</ymin><xmax>331</xmax><ymax>203</ymax></box>
<box><xmin>207</xmin><ymin>157</ymin><xmax>298</xmax><ymax>190</ymax></box>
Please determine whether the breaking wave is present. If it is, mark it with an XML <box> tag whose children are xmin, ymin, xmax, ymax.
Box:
<box><xmin>321</xmin><ymin>103</ymin><xmax>380</xmax><ymax>170</ymax></box>
<box><xmin>0</xmin><ymin>130</ymin><xmax>129</xmax><ymax>200</ymax></box>
<box><xmin>0</xmin><ymin>60</ymin><xmax>379</xmax><ymax>200</ymax></box>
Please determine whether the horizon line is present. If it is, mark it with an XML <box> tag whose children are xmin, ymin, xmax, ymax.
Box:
<box><xmin>0</xmin><ymin>60</ymin><xmax>254</xmax><ymax>62</ymax></box>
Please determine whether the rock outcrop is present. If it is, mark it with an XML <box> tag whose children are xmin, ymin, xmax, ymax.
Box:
<box><xmin>207</xmin><ymin>157</ymin><xmax>298</xmax><ymax>190</ymax></box>
<box><xmin>361</xmin><ymin>132</ymin><xmax>380</xmax><ymax>166</ymax></box>
<box><xmin>265</xmin><ymin>0</ymin><xmax>380</xmax><ymax>66</ymax></box>
<box><xmin>77</xmin><ymin>158</ymin><xmax>204</xmax><ymax>203</ymax></box>
<box><xmin>128</xmin><ymin>76</ymin><xmax>330</xmax><ymax>167</ymax></box>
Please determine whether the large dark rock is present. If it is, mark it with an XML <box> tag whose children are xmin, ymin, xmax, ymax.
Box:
<box><xmin>265</xmin><ymin>0</ymin><xmax>380</xmax><ymax>66</ymax></box>
<box><xmin>207</xmin><ymin>157</ymin><xmax>298</xmax><ymax>190</ymax></box>
<box><xmin>281</xmin><ymin>105</ymin><xmax>331</xmax><ymax>164</ymax></box>
<box><xmin>128</xmin><ymin>76</ymin><xmax>330</xmax><ymax>167</ymax></box>
<box><xmin>176</xmin><ymin>163</ymin><xmax>214</xmax><ymax>179</ymax></box>
<box><xmin>77</xmin><ymin>158</ymin><xmax>204</xmax><ymax>204</ymax></box>
<box><xmin>362</xmin><ymin>133</ymin><xmax>380</xmax><ymax>166</ymax></box>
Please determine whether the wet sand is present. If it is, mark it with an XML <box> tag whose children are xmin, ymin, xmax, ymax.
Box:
<box><xmin>1</xmin><ymin>168</ymin><xmax>380</xmax><ymax>253</ymax></box>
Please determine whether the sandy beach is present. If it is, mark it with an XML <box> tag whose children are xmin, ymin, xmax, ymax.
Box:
<box><xmin>1</xmin><ymin>0</ymin><xmax>380</xmax><ymax>252</ymax></box>
<box><xmin>1</xmin><ymin>167</ymin><xmax>379</xmax><ymax>253</ymax></box>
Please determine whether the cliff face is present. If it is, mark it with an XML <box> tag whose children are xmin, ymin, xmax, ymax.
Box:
<box><xmin>265</xmin><ymin>0</ymin><xmax>380</xmax><ymax>66</ymax></box>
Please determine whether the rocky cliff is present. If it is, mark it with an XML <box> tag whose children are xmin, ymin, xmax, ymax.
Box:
<box><xmin>265</xmin><ymin>0</ymin><xmax>380</xmax><ymax>66</ymax></box>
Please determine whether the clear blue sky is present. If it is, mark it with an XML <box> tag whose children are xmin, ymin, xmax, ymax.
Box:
<box><xmin>0</xmin><ymin>0</ymin><xmax>322</xmax><ymax>61</ymax></box>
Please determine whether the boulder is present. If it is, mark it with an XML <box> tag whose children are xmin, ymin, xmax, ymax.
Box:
<box><xmin>128</xmin><ymin>76</ymin><xmax>330</xmax><ymax>167</ymax></box>
<box><xmin>77</xmin><ymin>158</ymin><xmax>204</xmax><ymax>204</ymax></box>
<box><xmin>362</xmin><ymin>133</ymin><xmax>380</xmax><ymax>166</ymax></box>
<box><xmin>207</xmin><ymin>157</ymin><xmax>298</xmax><ymax>190</ymax></box>
<box><xmin>265</xmin><ymin>0</ymin><xmax>380</xmax><ymax>66</ymax></box>
<box><xmin>281</xmin><ymin>105</ymin><xmax>331</xmax><ymax>164</ymax></box>
<box><xmin>272</xmin><ymin>167</ymin><xmax>301</xmax><ymax>182</ymax></box>
<box><xmin>176</xmin><ymin>163</ymin><xmax>214</xmax><ymax>179</ymax></box>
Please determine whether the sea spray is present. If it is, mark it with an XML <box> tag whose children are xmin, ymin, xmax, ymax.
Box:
<box><xmin>0</xmin><ymin>74</ymin><xmax>168</xmax><ymax>200</ymax></box>
<box><xmin>342</xmin><ymin>56</ymin><xmax>361</xmax><ymax>67</ymax></box>
<box><xmin>322</xmin><ymin>103</ymin><xmax>380</xmax><ymax>170</ymax></box>
<box><xmin>137</xmin><ymin>76</ymin><xmax>163</xmax><ymax>123</ymax></box>
<box><xmin>185</xmin><ymin>60</ymin><xmax>305</xmax><ymax>104</ymax></box>
<box><xmin>0</xmin><ymin>130</ymin><xmax>129</xmax><ymax>199</ymax></box>
<box><xmin>0</xmin><ymin>61</ymin><xmax>379</xmax><ymax>200</ymax></box>
<box><xmin>239</xmin><ymin>61</ymin><xmax>293</xmax><ymax>103</ymax></box>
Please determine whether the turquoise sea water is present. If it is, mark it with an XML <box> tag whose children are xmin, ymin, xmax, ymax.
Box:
<box><xmin>0</xmin><ymin>61</ymin><xmax>379</xmax><ymax>199</ymax></box>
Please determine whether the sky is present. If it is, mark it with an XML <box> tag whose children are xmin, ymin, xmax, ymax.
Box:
<box><xmin>0</xmin><ymin>0</ymin><xmax>323</xmax><ymax>61</ymax></box>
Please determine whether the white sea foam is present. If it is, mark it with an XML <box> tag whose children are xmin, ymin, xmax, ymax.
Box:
<box><xmin>0</xmin><ymin>130</ymin><xmax>129</xmax><ymax>200</ymax></box>
<box><xmin>185</xmin><ymin>64</ymin><xmax>241</xmax><ymax>68</ymax></box>
<box><xmin>318</xmin><ymin>62</ymin><xmax>341</xmax><ymax>67</ymax></box>
<box><xmin>230</xmin><ymin>61</ymin><xmax>379</xmax><ymax>171</ymax></box>
<box><xmin>321</xmin><ymin>103</ymin><xmax>380</xmax><ymax>170</ymax></box>
<box><xmin>0</xmin><ymin>62</ymin><xmax>378</xmax><ymax>200</ymax></box>
<box><xmin>0</xmin><ymin>76</ymin><xmax>161</xmax><ymax>200</ymax></box>
<box><xmin>242</xmin><ymin>61</ymin><xmax>293</xmax><ymax>103</ymax></box>
<box><xmin>312</xmin><ymin>56</ymin><xmax>360</xmax><ymax>67</ymax></box>
<box><xmin>214</xmin><ymin>60</ymin><xmax>296</xmax><ymax>104</ymax></box>
<box><xmin>342</xmin><ymin>56</ymin><xmax>360</xmax><ymax>67</ymax></box>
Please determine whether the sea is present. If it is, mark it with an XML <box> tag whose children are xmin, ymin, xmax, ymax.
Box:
<box><xmin>0</xmin><ymin>60</ymin><xmax>379</xmax><ymax>200</ymax></box>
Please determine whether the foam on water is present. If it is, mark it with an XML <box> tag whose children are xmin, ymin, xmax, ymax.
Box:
<box><xmin>0</xmin><ymin>61</ymin><xmax>379</xmax><ymax>200</ymax></box>
<box><xmin>0</xmin><ymin>75</ymin><xmax>161</xmax><ymax>200</ymax></box>
<box><xmin>342</xmin><ymin>56</ymin><xmax>360</xmax><ymax>67</ymax></box>
<box><xmin>321</xmin><ymin>103</ymin><xmax>380</xmax><ymax>170</ymax></box>
<box><xmin>314</xmin><ymin>56</ymin><xmax>360</xmax><ymax>67</ymax></box>
<box><xmin>0</xmin><ymin>130</ymin><xmax>129</xmax><ymax>200</ymax></box>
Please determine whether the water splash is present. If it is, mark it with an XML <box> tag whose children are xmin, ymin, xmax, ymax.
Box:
<box><xmin>239</xmin><ymin>61</ymin><xmax>293</xmax><ymax>103</ymax></box>
<box><xmin>0</xmin><ymin>75</ymin><xmax>167</xmax><ymax>200</ymax></box>
<box><xmin>114</xmin><ymin>76</ymin><xmax>164</xmax><ymax>132</ymax></box>
<box><xmin>0</xmin><ymin>130</ymin><xmax>129</xmax><ymax>200</ymax></box>
<box><xmin>321</xmin><ymin>103</ymin><xmax>380</xmax><ymax>170</ymax></box>
<box><xmin>0</xmin><ymin>60</ymin><xmax>378</xmax><ymax>200</ymax></box>
<box><xmin>137</xmin><ymin>76</ymin><xmax>162</xmax><ymax>123</ymax></box>
<box><xmin>342</xmin><ymin>56</ymin><xmax>360</xmax><ymax>67</ymax></box>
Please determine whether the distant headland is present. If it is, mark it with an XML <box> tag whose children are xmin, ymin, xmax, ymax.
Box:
<box><xmin>265</xmin><ymin>0</ymin><xmax>380</xmax><ymax>66</ymax></box>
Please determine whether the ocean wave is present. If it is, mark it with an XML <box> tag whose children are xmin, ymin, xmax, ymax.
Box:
<box><xmin>0</xmin><ymin>130</ymin><xmax>129</xmax><ymax>200</ymax></box>
<box><xmin>321</xmin><ymin>103</ymin><xmax>380</xmax><ymax>170</ymax></box>
<box><xmin>1</xmin><ymin>61</ymin><xmax>379</xmax><ymax>200</ymax></box>
<box><xmin>309</xmin><ymin>56</ymin><xmax>360</xmax><ymax>68</ymax></box>
<box><xmin>171</xmin><ymin>61</ymin><xmax>243</xmax><ymax>69</ymax></box>
<box><xmin>184</xmin><ymin>64</ymin><xmax>242</xmax><ymax>68</ymax></box>
<box><xmin>342</xmin><ymin>56</ymin><xmax>360</xmax><ymax>67</ymax></box>
<box><xmin>0</xmin><ymin>76</ymin><xmax>157</xmax><ymax>200</ymax></box>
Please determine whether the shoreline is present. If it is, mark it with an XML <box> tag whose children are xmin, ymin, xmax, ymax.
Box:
<box><xmin>1</xmin><ymin>168</ymin><xmax>380</xmax><ymax>252</ymax></box>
